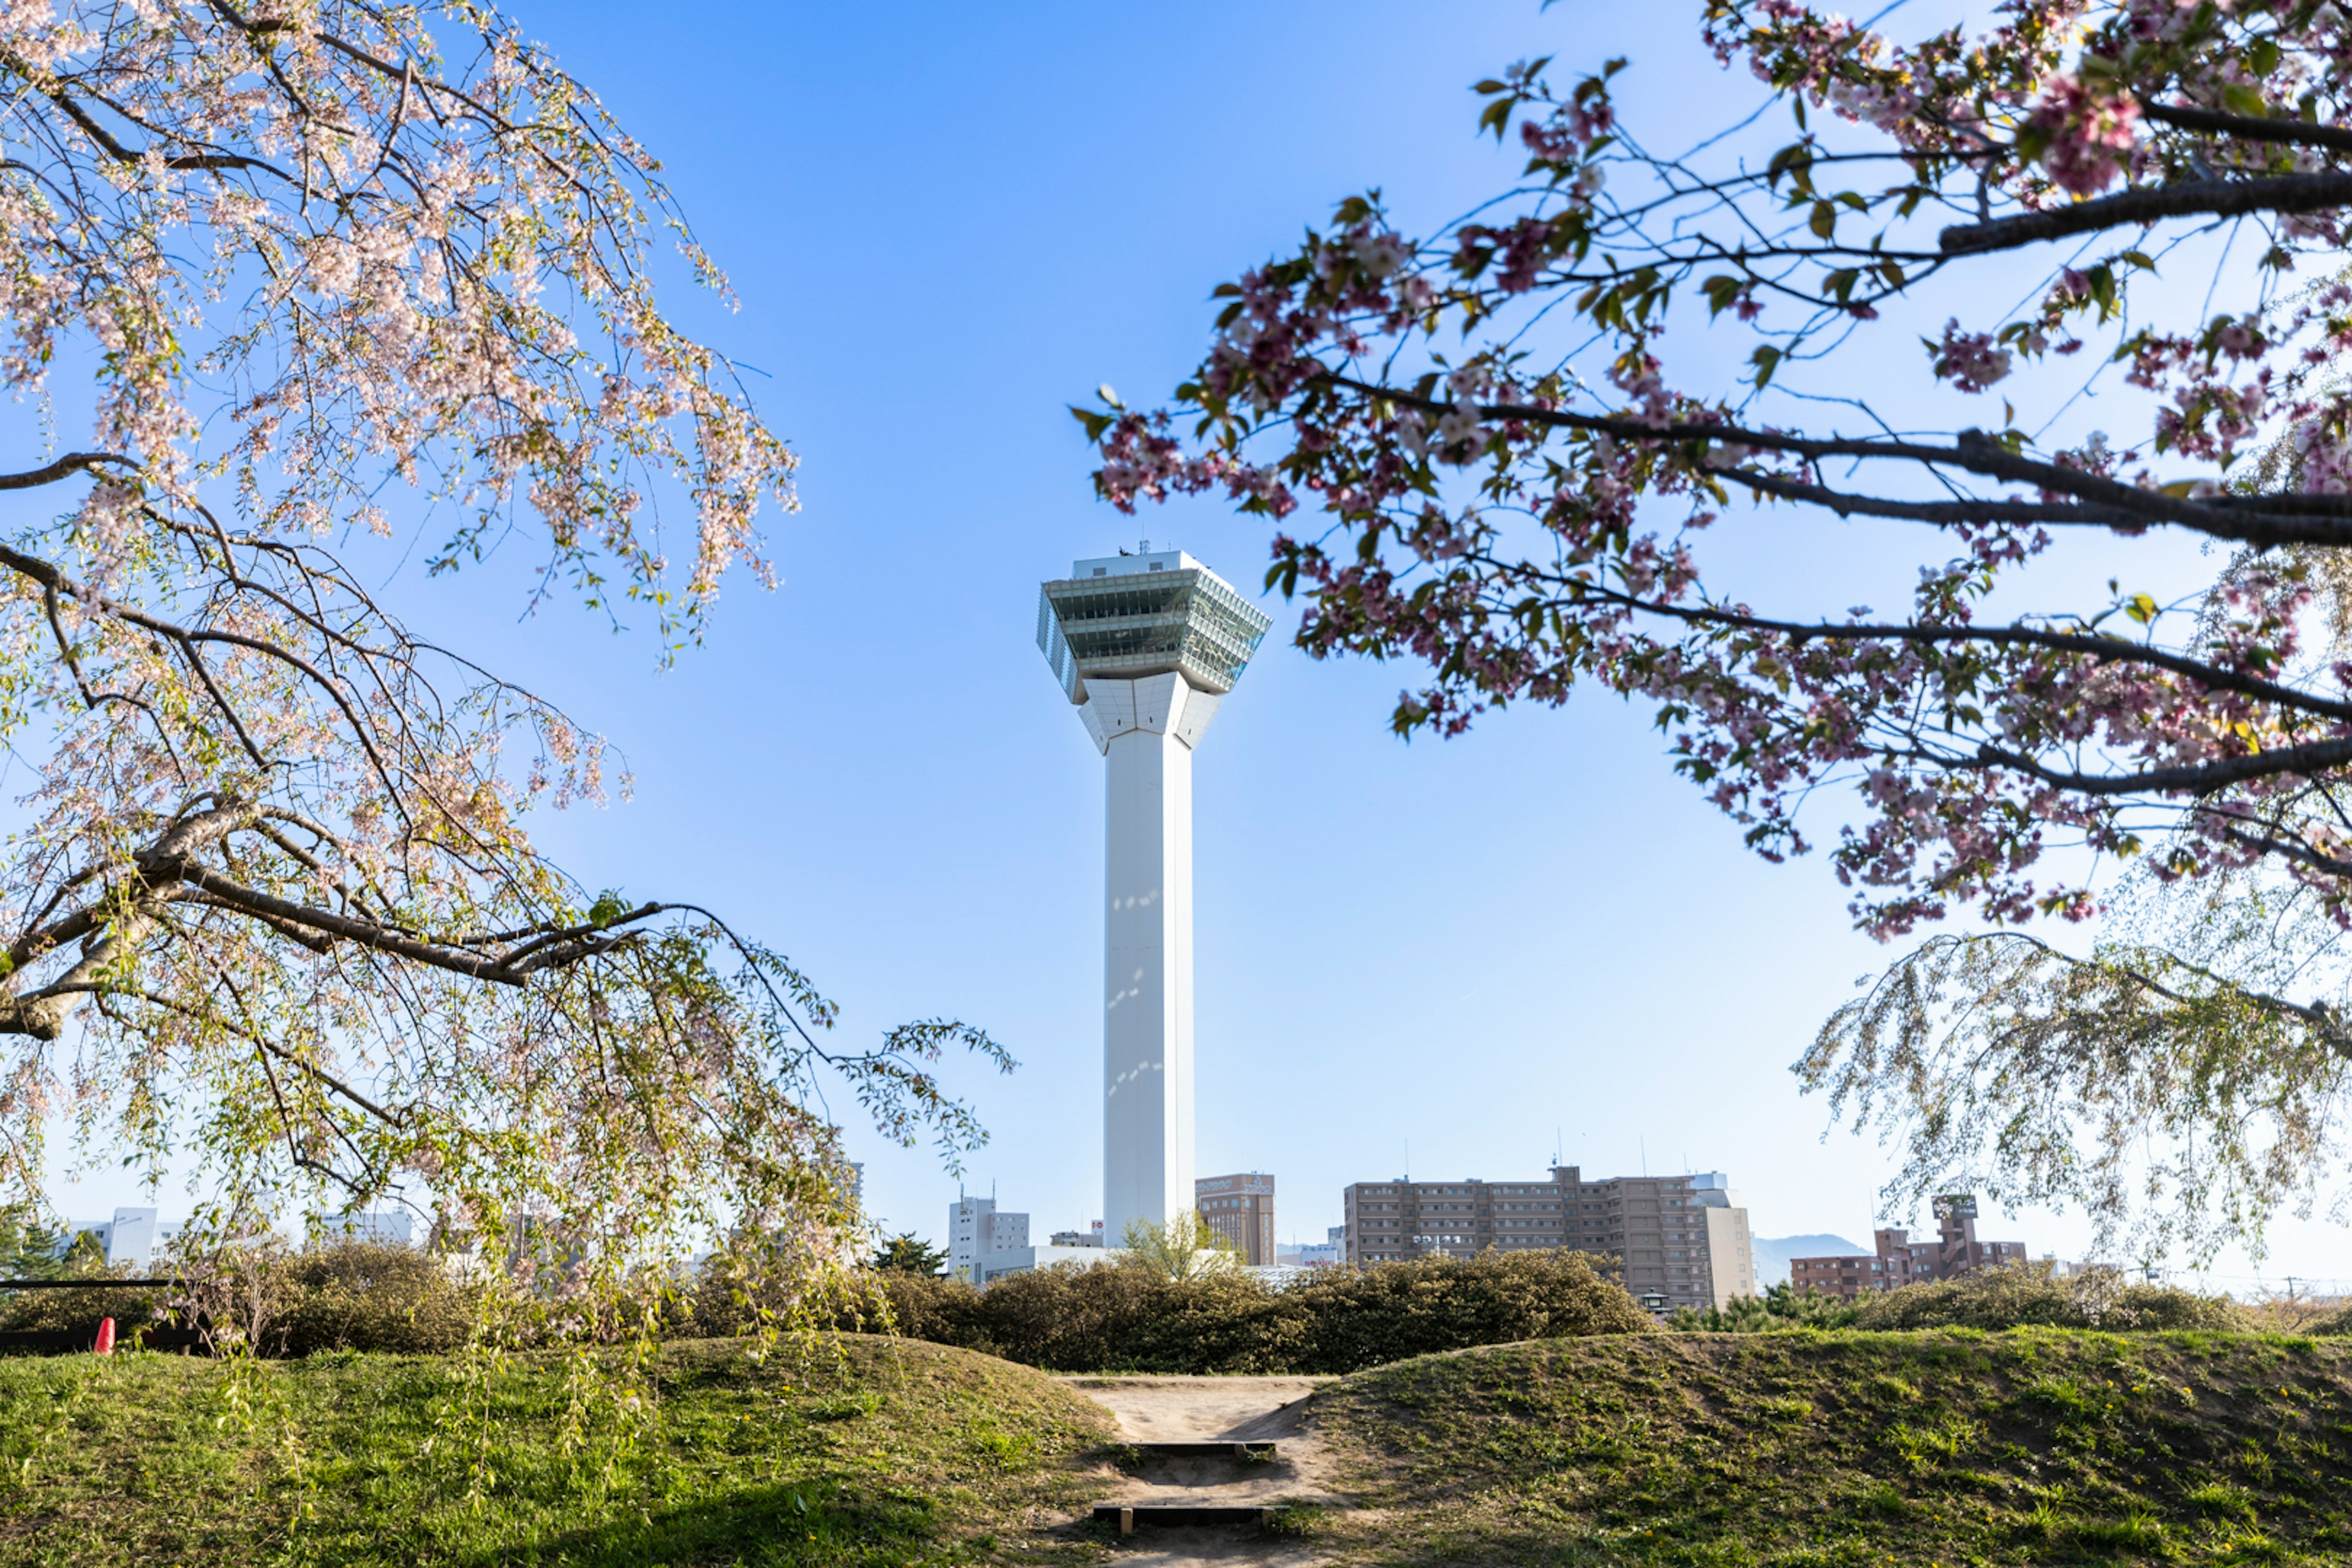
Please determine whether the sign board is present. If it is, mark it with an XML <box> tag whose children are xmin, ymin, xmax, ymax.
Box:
<box><xmin>1932</xmin><ymin>1193</ymin><xmax>1978</xmax><ymax>1221</ymax></box>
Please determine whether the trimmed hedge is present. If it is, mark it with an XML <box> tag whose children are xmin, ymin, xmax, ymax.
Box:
<box><xmin>832</xmin><ymin>1248</ymin><xmax>1653</xmax><ymax>1373</ymax></box>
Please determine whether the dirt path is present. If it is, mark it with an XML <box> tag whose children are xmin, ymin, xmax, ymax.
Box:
<box><xmin>1055</xmin><ymin>1375</ymin><xmax>1345</xmax><ymax>1566</ymax></box>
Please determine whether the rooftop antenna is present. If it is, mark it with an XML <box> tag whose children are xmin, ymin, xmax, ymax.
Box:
<box><xmin>1139</xmin><ymin>537</ymin><xmax>1152</xmax><ymax>553</ymax></box>
<box><xmin>1640</xmin><ymin>1137</ymin><xmax>1648</xmax><ymax>1177</ymax></box>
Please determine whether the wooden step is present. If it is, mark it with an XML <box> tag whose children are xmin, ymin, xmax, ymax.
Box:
<box><xmin>1129</xmin><ymin>1441</ymin><xmax>1278</xmax><ymax>1460</ymax></box>
<box><xmin>1093</xmin><ymin>1504</ymin><xmax>1287</xmax><ymax>1533</ymax></box>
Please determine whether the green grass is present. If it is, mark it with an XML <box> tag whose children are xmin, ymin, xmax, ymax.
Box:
<box><xmin>1308</xmin><ymin>1329</ymin><xmax>2352</xmax><ymax>1567</ymax></box>
<box><xmin>0</xmin><ymin>1335</ymin><xmax>1118</xmax><ymax>1566</ymax></box>
<box><xmin>13</xmin><ymin>1327</ymin><xmax>2352</xmax><ymax>1565</ymax></box>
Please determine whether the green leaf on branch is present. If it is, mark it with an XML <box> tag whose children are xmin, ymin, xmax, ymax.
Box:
<box><xmin>1766</xmin><ymin>143</ymin><xmax>1815</xmax><ymax>194</ymax></box>
<box><xmin>2222</xmin><ymin>82</ymin><xmax>2269</xmax><ymax>118</ymax></box>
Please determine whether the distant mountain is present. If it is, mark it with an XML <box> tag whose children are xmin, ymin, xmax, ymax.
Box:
<box><xmin>1752</xmin><ymin>1233</ymin><xmax>1868</xmax><ymax>1287</ymax></box>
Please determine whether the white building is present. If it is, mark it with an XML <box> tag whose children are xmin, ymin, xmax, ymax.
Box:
<box><xmin>948</xmin><ymin>1194</ymin><xmax>1028</xmax><ymax>1281</ymax></box>
<box><xmin>62</xmin><ymin>1207</ymin><xmax>163</xmax><ymax>1270</ymax></box>
<box><xmin>1691</xmin><ymin>1171</ymin><xmax>1760</xmax><ymax>1308</ymax></box>
<box><xmin>1036</xmin><ymin>548</ymin><xmax>1272</xmax><ymax>1242</ymax></box>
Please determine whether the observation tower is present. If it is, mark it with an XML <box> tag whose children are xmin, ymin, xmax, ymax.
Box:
<box><xmin>1037</xmin><ymin>547</ymin><xmax>1272</xmax><ymax>1242</ymax></box>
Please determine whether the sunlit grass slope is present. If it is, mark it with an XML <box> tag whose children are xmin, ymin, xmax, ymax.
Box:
<box><xmin>1308</xmin><ymin>1330</ymin><xmax>2352</xmax><ymax>1567</ymax></box>
<box><xmin>0</xmin><ymin>1335</ymin><xmax>1116</xmax><ymax>1567</ymax></box>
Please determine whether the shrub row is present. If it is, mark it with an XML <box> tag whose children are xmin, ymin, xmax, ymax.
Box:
<box><xmin>4</xmin><ymin>1242</ymin><xmax>1648</xmax><ymax>1371</ymax></box>
<box><xmin>1670</xmin><ymin>1261</ymin><xmax>2244</xmax><ymax>1333</ymax></box>
<box><xmin>1850</xmin><ymin>1261</ymin><xmax>2242</xmax><ymax>1332</ymax></box>
<box><xmin>4</xmin><ymin>1242</ymin><xmax>2272</xmax><ymax>1366</ymax></box>
<box><xmin>820</xmin><ymin>1248</ymin><xmax>1653</xmax><ymax>1373</ymax></box>
<box><xmin>0</xmin><ymin>1240</ymin><xmax>483</xmax><ymax>1356</ymax></box>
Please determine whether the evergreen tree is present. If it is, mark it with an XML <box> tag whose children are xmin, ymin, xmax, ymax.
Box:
<box><xmin>871</xmin><ymin>1232</ymin><xmax>951</xmax><ymax>1276</ymax></box>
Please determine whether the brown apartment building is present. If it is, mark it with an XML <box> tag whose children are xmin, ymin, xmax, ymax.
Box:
<box><xmin>1341</xmin><ymin>1166</ymin><xmax>1757</xmax><ymax>1313</ymax></box>
<box><xmin>1790</xmin><ymin>1194</ymin><xmax>2029</xmax><ymax>1302</ymax></box>
<box><xmin>1196</xmin><ymin>1172</ymin><xmax>1276</xmax><ymax>1266</ymax></box>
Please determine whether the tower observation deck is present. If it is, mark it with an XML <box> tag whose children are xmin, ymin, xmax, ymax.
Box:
<box><xmin>1037</xmin><ymin>549</ymin><xmax>1272</xmax><ymax>1243</ymax></box>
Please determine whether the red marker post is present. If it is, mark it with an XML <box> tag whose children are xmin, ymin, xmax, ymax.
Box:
<box><xmin>93</xmin><ymin>1317</ymin><xmax>115</xmax><ymax>1356</ymax></box>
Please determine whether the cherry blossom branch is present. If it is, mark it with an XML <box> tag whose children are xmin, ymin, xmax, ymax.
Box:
<box><xmin>1537</xmin><ymin>573</ymin><xmax>2352</xmax><ymax>726</ymax></box>
<box><xmin>143</xmin><ymin>859</ymin><xmax>669</xmax><ymax>987</ymax></box>
<box><xmin>1320</xmin><ymin>372</ymin><xmax>2322</xmax><ymax>539</ymax></box>
<box><xmin>0</xmin><ymin>535</ymin><xmax>406</xmax><ymax>809</ymax></box>
<box><xmin>1970</xmin><ymin>737</ymin><xmax>2352</xmax><ymax>796</ymax></box>
<box><xmin>0</xmin><ymin>453</ymin><xmax>137</xmax><ymax>491</ymax></box>
<box><xmin>2139</xmin><ymin>100</ymin><xmax>2352</xmax><ymax>155</ymax></box>
<box><xmin>1939</xmin><ymin>172</ymin><xmax>2352</xmax><ymax>255</ymax></box>
<box><xmin>2211</xmin><ymin>820</ymin><xmax>2352</xmax><ymax>883</ymax></box>
<box><xmin>1968</xmin><ymin>927</ymin><xmax>2349</xmax><ymax>1043</ymax></box>
<box><xmin>84</xmin><ymin>977</ymin><xmax>406</xmax><ymax>1129</ymax></box>
<box><xmin>1730</xmin><ymin>467</ymin><xmax>2352</xmax><ymax>546</ymax></box>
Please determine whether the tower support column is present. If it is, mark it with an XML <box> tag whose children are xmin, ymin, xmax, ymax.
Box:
<box><xmin>1082</xmin><ymin>671</ymin><xmax>1222</xmax><ymax>1241</ymax></box>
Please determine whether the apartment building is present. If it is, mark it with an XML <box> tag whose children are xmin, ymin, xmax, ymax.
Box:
<box><xmin>1789</xmin><ymin>1234</ymin><xmax>1920</xmax><ymax>1300</ymax></box>
<box><xmin>1693</xmin><ymin>1173</ymin><xmax>1758</xmax><ymax>1305</ymax></box>
<box><xmin>1341</xmin><ymin>1166</ymin><xmax>1758</xmax><ymax>1314</ymax></box>
<box><xmin>1196</xmin><ymin>1172</ymin><xmax>1276</xmax><ymax>1265</ymax></box>
<box><xmin>1790</xmin><ymin>1195</ymin><xmax>2030</xmax><ymax>1302</ymax></box>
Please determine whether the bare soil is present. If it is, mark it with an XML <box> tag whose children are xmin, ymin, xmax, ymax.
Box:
<box><xmin>1055</xmin><ymin>1374</ymin><xmax>1346</xmax><ymax>1567</ymax></box>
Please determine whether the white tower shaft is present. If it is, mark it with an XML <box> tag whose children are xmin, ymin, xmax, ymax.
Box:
<box><xmin>1081</xmin><ymin>671</ymin><xmax>1223</xmax><ymax>1240</ymax></box>
<box><xmin>1036</xmin><ymin>548</ymin><xmax>1268</xmax><ymax>1247</ymax></box>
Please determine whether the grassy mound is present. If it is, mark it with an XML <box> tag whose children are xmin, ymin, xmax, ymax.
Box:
<box><xmin>0</xmin><ymin>1335</ymin><xmax>1115</xmax><ymax>1566</ymax></box>
<box><xmin>1311</xmin><ymin>1329</ymin><xmax>2352</xmax><ymax>1566</ymax></box>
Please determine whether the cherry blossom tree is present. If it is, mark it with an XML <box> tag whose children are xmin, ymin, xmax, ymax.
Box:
<box><xmin>0</xmin><ymin>2</ymin><xmax>1006</xmax><ymax>1316</ymax></box>
<box><xmin>1084</xmin><ymin>0</ymin><xmax>2352</xmax><ymax>1257</ymax></box>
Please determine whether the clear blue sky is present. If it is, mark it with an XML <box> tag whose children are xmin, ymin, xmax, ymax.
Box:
<box><xmin>45</xmin><ymin>0</ymin><xmax>2352</xmax><ymax>1291</ymax></box>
